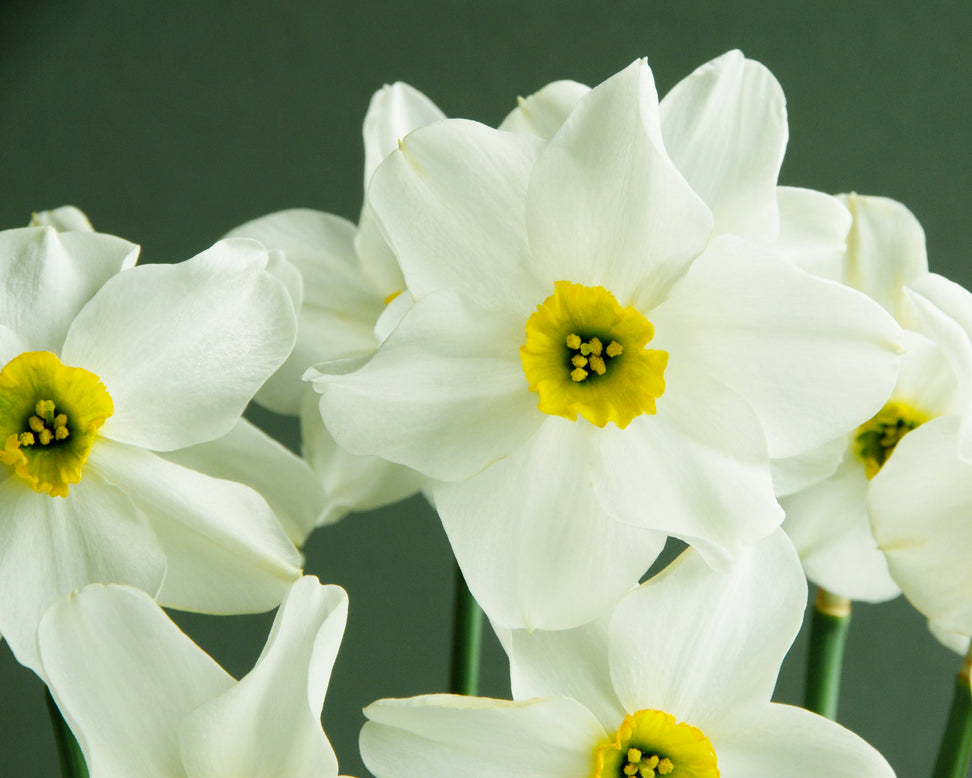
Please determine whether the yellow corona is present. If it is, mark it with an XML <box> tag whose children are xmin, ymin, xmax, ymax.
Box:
<box><xmin>595</xmin><ymin>709</ymin><xmax>719</xmax><ymax>778</ymax></box>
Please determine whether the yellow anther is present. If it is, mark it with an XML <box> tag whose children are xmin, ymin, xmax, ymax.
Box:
<box><xmin>55</xmin><ymin>426</ymin><xmax>70</xmax><ymax>441</ymax></box>
<box><xmin>606</xmin><ymin>340</ymin><xmax>623</xmax><ymax>357</ymax></box>
<box><xmin>589</xmin><ymin>355</ymin><xmax>606</xmax><ymax>375</ymax></box>
<box><xmin>39</xmin><ymin>429</ymin><xmax>53</xmax><ymax>445</ymax></box>
<box><xmin>623</xmin><ymin>765</ymin><xmax>639</xmax><ymax>776</ymax></box>
<box><xmin>36</xmin><ymin>399</ymin><xmax>55</xmax><ymax>420</ymax></box>
<box><xmin>570</xmin><ymin>367</ymin><xmax>589</xmax><ymax>382</ymax></box>
<box><xmin>566</xmin><ymin>333</ymin><xmax>582</xmax><ymax>349</ymax></box>
<box><xmin>54</xmin><ymin>413</ymin><xmax>67</xmax><ymax>429</ymax></box>
<box><xmin>29</xmin><ymin>416</ymin><xmax>45</xmax><ymax>433</ymax></box>
<box><xmin>658</xmin><ymin>758</ymin><xmax>673</xmax><ymax>775</ymax></box>
<box><xmin>638</xmin><ymin>767</ymin><xmax>655</xmax><ymax>778</ymax></box>
<box><xmin>627</xmin><ymin>749</ymin><xmax>642</xmax><ymax>763</ymax></box>
<box><xmin>383</xmin><ymin>290</ymin><xmax>402</xmax><ymax>305</ymax></box>
<box><xmin>19</xmin><ymin>432</ymin><xmax>35</xmax><ymax>447</ymax></box>
<box><xmin>589</xmin><ymin>337</ymin><xmax>603</xmax><ymax>356</ymax></box>
<box><xmin>642</xmin><ymin>756</ymin><xmax>659</xmax><ymax>769</ymax></box>
<box><xmin>571</xmin><ymin>355</ymin><xmax>588</xmax><ymax>368</ymax></box>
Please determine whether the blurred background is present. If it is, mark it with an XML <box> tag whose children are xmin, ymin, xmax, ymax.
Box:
<box><xmin>1</xmin><ymin>1</ymin><xmax>970</xmax><ymax>776</ymax></box>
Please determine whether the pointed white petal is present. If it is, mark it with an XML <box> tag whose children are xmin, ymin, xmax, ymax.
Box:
<box><xmin>608</xmin><ymin>530</ymin><xmax>806</xmax><ymax>733</ymax></box>
<box><xmin>62</xmin><ymin>238</ymin><xmax>297</xmax><ymax>450</ymax></box>
<box><xmin>526</xmin><ymin>59</ymin><xmax>711</xmax><ymax>306</ymax></box>
<box><xmin>775</xmin><ymin>186</ymin><xmax>851</xmax><ymax>279</ymax></box>
<box><xmin>660</xmin><ymin>50</ymin><xmax>787</xmax><ymax>243</ymax></box>
<box><xmin>0</xmin><ymin>470</ymin><xmax>164</xmax><ymax>676</ymax></box>
<box><xmin>361</xmin><ymin>694</ymin><xmax>607</xmax><ymax>778</ymax></box>
<box><xmin>179</xmin><ymin>578</ymin><xmax>346</xmax><ymax>778</ymax></box>
<box><xmin>38</xmin><ymin>584</ymin><xmax>233</xmax><ymax>778</ymax></box>
<box><xmin>89</xmin><ymin>439</ymin><xmax>301</xmax><ymax>614</ymax></box>
<box><xmin>28</xmin><ymin>206</ymin><xmax>95</xmax><ymax>232</ymax></box>
<box><xmin>434</xmin><ymin>419</ymin><xmax>665</xmax><ymax>630</ymax></box>
<box><xmin>498</xmin><ymin>80</ymin><xmax>590</xmax><ymax>138</ymax></box>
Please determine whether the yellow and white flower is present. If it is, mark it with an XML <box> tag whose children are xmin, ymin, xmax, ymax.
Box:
<box><xmin>310</xmin><ymin>53</ymin><xmax>901</xmax><ymax>630</ymax></box>
<box><xmin>0</xmin><ymin>223</ymin><xmax>303</xmax><ymax>674</ymax></box>
<box><xmin>360</xmin><ymin>531</ymin><xmax>895</xmax><ymax>778</ymax></box>
<box><xmin>38</xmin><ymin>576</ymin><xmax>348</xmax><ymax>778</ymax></box>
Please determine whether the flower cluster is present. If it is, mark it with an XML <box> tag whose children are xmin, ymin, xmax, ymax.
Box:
<box><xmin>3</xmin><ymin>49</ymin><xmax>971</xmax><ymax>778</ymax></box>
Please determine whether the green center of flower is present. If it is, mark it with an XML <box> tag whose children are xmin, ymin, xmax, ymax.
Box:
<box><xmin>595</xmin><ymin>709</ymin><xmax>718</xmax><ymax>778</ymax></box>
<box><xmin>854</xmin><ymin>400</ymin><xmax>928</xmax><ymax>479</ymax></box>
<box><xmin>0</xmin><ymin>351</ymin><xmax>113</xmax><ymax>498</ymax></box>
<box><xmin>520</xmin><ymin>281</ymin><xmax>668</xmax><ymax>429</ymax></box>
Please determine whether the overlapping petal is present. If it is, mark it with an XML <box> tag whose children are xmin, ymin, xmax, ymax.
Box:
<box><xmin>498</xmin><ymin>79</ymin><xmax>590</xmax><ymax>138</ymax></box>
<box><xmin>774</xmin><ymin>186</ymin><xmax>851</xmax><ymax>279</ymax></box>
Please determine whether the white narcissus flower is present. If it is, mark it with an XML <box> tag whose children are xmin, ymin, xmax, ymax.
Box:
<box><xmin>361</xmin><ymin>530</ymin><xmax>895</xmax><ymax>778</ymax></box>
<box><xmin>309</xmin><ymin>53</ymin><xmax>901</xmax><ymax>630</ymax></box>
<box><xmin>0</xmin><ymin>224</ymin><xmax>305</xmax><ymax>675</ymax></box>
<box><xmin>39</xmin><ymin>576</ymin><xmax>350</xmax><ymax>778</ymax></box>
<box><xmin>779</xmin><ymin>194</ymin><xmax>961</xmax><ymax>602</ymax></box>
<box><xmin>868</xmin><ymin>273</ymin><xmax>972</xmax><ymax>653</ymax></box>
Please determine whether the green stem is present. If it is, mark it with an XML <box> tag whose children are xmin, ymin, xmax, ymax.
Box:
<box><xmin>449</xmin><ymin>562</ymin><xmax>483</xmax><ymax>696</ymax></box>
<box><xmin>804</xmin><ymin>588</ymin><xmax>852</xmax><ymax>720</ymax></box>
<box><xmin>931</xmin><ymin>649</ymin><xmax>972</xmax><ymax>778</ymax></box>
<box><xmin>45</xmin><ymin>689</ymin><xmax>89</xmax><ymax>778</ymax></box>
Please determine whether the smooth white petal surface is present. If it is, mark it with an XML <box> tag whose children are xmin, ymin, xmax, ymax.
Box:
<box><xmin>770</xmin><ymin>435</ymin><xmax>846</xmax><ymax>497</ymax></box>
<box><xmin>510</xmin><ymin>613</ymin><xmax>626</xmax><ymax>730</ymax></box>
<box><xmin>434</xmin><ymin>418</ymin><xmax>665</xmax><ymax>630</ymax></box>
<box><xmin>593</xmin><ymin>374</ymin><xmax>781</xmax><ymax>569</ymax></box>
<box><xmin>62</xmin><ymin>238</ymin><xmax>297</xmax><ymax>450</ymax></box>
<box><xmin>161</xmin><ymin>417</ymin><xmax>326</xmax><ymax>546</ymax></box>
<box><xmin>300</xmin><ymin>388</ymin><xmax>423</xmax><ymax>524</ymax></box>
<box><xmin>354</xmin><ymin>202</ymin><xmax>406</xmax><ymax>301</ymax></box>
<box><xmin>226</xmin><ymin>210</ymin><xmax>384</xmax><ymax>414</ymax></box>
<box><xmin>609</xmin><ymin>530</ymin><xmax>806</xmax><ymax>734</ymax></box>
<box><xmin>369</xmin><ymin>119</ymin><xmax>544</xmax><ymax>315</ymax></box>
<box><xmin>775</xmin><ymin>186</ymin><xmax>851</xmax><ymax>279</ymax></box>
<box><xmin>929</xmin><ymin>621</ymin><xmax>972</xmax><ymax>656</ymax></box>
<box><xmin>659</xmin><ymin>50</ymin><xmax>786</xmax><ymax>243</ymax></box>
<box><xmin>179</xmin><ymin>578</ymin><xmax>346</xmax><ymax>778</ymax></box>
<box><xmin>0</xmin><ymin>471</ymin><xmax>164</xmax><ymax>675</ymax></box>
<box><xmin>29</xmin><ymin>205</ymin><xmax>95</xmax><ymax>232</ymax></box>
<box><xmin>781</xmin><ymin>454</ymin><xmax>900</xmax><ymax>602</ymax></box>
<box><xmin>38</xmin><ymin>584</ymin><xmax>234</xmax><ymax>778</ymax></box>
<box><xmin>312</xmin><ymin>292</ymin><xmax>540</xmax><ymax>482</ymax></box>
<box><xmin>363</xmin><ymin>81</ymin><xmax>446</xmax><ymax>189</ymax></box>
<box><xmin>526</xmin><ymin>60</ymin><xmax>712</xmax><ymax>307</ymax></box>
<box><xmin>714</xmin><ymin>703</ymin><xmax>895</xmax><ymax>778</ymax></box>
<box><xmin>0</xmin><ymin>226</ymin><xmax>138</xmax><ymax>352</ymax></box>
<box><xmin>652</xmin><ymin>236</ymin><xmax>901</xmax><ymax>458</ymax></box>
<box><xmin>498</xmin><ymin>79</ymin><xmax>590</xmax><ymax>138</ymax></box>
<box><xmin>839</xmin><ymin>192</ymin><xmax>928</xmax><ymax>324</ymax></box>
<box><xmin>868</xmin><ymin>416</ymin><xmax>972</xmax><ymax>635</ymax></box>
<box><xmin>894</xmin><ymin>330</ymin><xmax>961</xmax><ymax>417</ymax></box>
<box><xmin>361</xmin><ymin>694</ymin><xmax>607</xmax><ymax>778</ymax></box>
<box><xmin>89</xmin><ymin>439</ymin><xmax>301</xmax><ymax>614</ymax></box>
<box><xmin>0</xmin><ymin>323</ymin><xmax>27</xmax><ymax>366</ymax></box>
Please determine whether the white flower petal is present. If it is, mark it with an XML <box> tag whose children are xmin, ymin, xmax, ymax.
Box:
<box><xmin>0</xmin><ymin>471</ymin><xmax>165</xmax><ymax>676</ymax></box>
<box><xmin>526</xmin><ymin>59</ymin><xmax>712</xmax><ymax>306</ymax></box>
<box><xmin>179</xmin><ymin>578</ymin><xmax>346</xmax><ymax>778</ymax></box>
<box><xmin>781</xmin><ymin>454</ymin><xmax>900</xmax><ymax>602</ymax></box>
<box><xmin>361</xmin><ymin>694</ymin><xmax>607</xmax><ymax>778</ymax></box>
<box><xmin>714</xmin><ymin>703</ymin><xmax>894</xmax><ymax>778</ymax></box>
<box><xmin>160</xmin><ymin>417</ymin><xmax>326</xmax><ymax>547</ymax></box>
<box><xmin>652</xmin><ymin>236</ymin><xmax>901</xmax><ymax>458</ymax></box>
<box><xmin>29</xmin><ymin>205</ymin><xmax>95</xmax><ymax>232</ymax></box>
<box><xmin>89</xmin><ymin>439</ymin><xmax>301</xmax><ymax>614</ymax></box>
<box><xmin>659</xmin><ymin>50</ymin><xmax>786</xmax><ymax>243</ymax></box>
<box><xmin>0</xmin><ymin>323</ymin><xmax>27</xmax><ymax>366</ymax></box>
<box><xmin>300</xmin><ymin>387</ymin><xmax>423</xmax><ymax>524</ymax></box>
<box><xmin>775</xmin><ymin>186</ymin><xmax>851</xmax><ymax>279</ymax></box>
<box><xmin>839</xmin><ymin>192</ymin><xmax>928</xmax><ymax>324</ymax></box>
<box><xmin>368</xmin><ymin>119</ymin><xmax>545</xmax><ymax>314</ymax></box>
<box><xmin>594</xmin><ymin>374</ymin><xmax>781</xmax><ymax>569</ymax></box>
<box><xmin>498</xmin><ymin>79</ymin><xmax>590</xmax><ymax>138</ymax></box>
<box><xmin>868</xmin><ymin>416</ymin><xmax>972</xmax><ymax>636</ymax></box>
<box><xmin>894</xmin><ymin>330</ymin><xmax>961</xmax><ymax>417</ymax></box>
<box><xmin>434</xmin><ymin>419</ymin><xmax>666</xmax><ymax>630</ymax></box>
<box><xmin>929</xmin><ymin>620</ymin><xmax>972</xmax><ymax>656</ymax></box>
<box><xmin>354</xmin><ymin>202</ymin><xmax>406</xmax><ymax>301</ymax></box>
<box><xmin>62</xmin><ymin>238</ymin><xmax>297</xmax><ymax>450</ymax></box>
<box><xmin>38</xmin><ymin>584</ymin><xmax>234</xmax><ymax>778</ymax></box>
<box><xmin>363</xmin><ymin>81</ymin><xmax>446</xmax><ymax>189</ymax></box>
<box><xmin>608</xmin><ymin>530</ymin><xmax>806</xmax><ymax>733</ymax></box>
<box><xmin>0</xmin><ymin>226</ymin><xmax>138</xmax><ymax>352</ymax></box>
<box><xmin>510</xmin><ymin>613</ymin><xmax>627</xmax><ymax>731</ymax></box>
<box><xmin>770</xmin><ymin>435</ymin><xmax>846</xmax><ymax>497</ymax></box>
<box><xmin>311</xmin><ymin>292</ymin><xmax>541</xmax><ymax>482</ymax></box>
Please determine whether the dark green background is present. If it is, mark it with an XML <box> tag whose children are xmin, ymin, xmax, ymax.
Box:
<box><xmin>2</xmin><ymin>2</ymin><xmax>970</xmax><ymax>776</ymax></box>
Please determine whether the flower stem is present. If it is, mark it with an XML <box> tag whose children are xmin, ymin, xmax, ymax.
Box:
<box><xmin>804</xmin><ymin>588</ymin><xmax>852</xmax><ymax>720</ymax></box>
<box><xmin>931</xmin><ymin>647</ymin><xmax>972</xmax><ymax>778</ymax></box>
<box><xmin>449</xmin><ymin>562</ymin><xmax>483</xmax><ymax>696</ymax></box>
<box><xmin>45</xmin><ymin>689</ymin><xmax>88</xmax><ymax>778</ymax></box>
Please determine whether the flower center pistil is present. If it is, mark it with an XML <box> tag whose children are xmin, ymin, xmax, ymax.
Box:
<box><xmin>854</xmin><ymin>400</ymin><xmax>928</xmax><ymax>479</ymax></box>
<box><xmin>520</xmin><ymin>281</ymin><xmax>668</xmax><ymax>429</ymax></box>
<box><xmin>594</xmin><ymin>709</ymin><xmax>718</xmax><ymax>778</ymax></box>
<box><xmin>0</xmin><ymin>351</ymin><xmax>113</xmax><ymax>498</ymax></box>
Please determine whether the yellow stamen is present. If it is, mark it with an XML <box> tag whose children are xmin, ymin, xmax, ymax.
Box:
<box><xmin>571</xmin><ymin>355</ymin><xmax>588</xmax><ymax>368</ymax></box>
<box><xmin>383</xmin><ymin>290</ymin><xmax>403</xmax><ymax>305</ymax></box>
<box><xmin>29</xmin><ymin>416</ymin><xmax>45</xmax><ymax>433</ymax></box>
<box><xmin>854</xmin><ymin>399</ymin><xmax>929</xmax><ymax>479</ymax></box>
<box><xmin>570</xmin><ymin>367</ymin><xmax>589</xmax><ymax>382</ymax></box>
<box><xmin>589</xmin><ymin>355</ymin><xmax>606</xmax><ymax>375</ymax></box>
<box><xmin>594</xmin><ymin>709</ymin><xmax>718</xmax><ymax>778</ymax></box>
<box><xmin>566</xmin><ymin>333</ymin><xmax>582</xmax><ymax>350</ymax></box>
<box><xmin>606</xmin><ymin>340</ymin><xmax>623</xmax><ymax>357</ymax></box>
